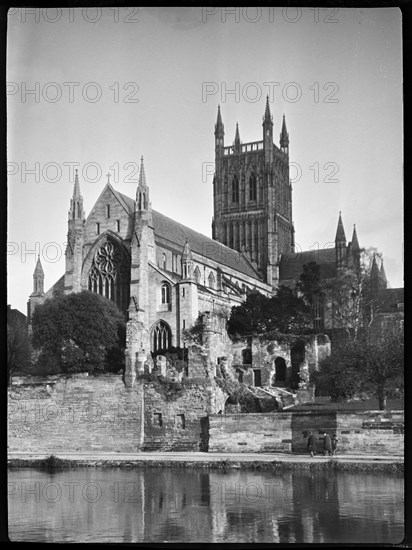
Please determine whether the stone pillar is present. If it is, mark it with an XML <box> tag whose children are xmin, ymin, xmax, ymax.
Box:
<box><xmin>124</xmin><ymin>348</ymin><xmax>135</xmax><ymax>388</ymax></box>
<box><xmin>156</xmin><ymin>355</ymin><xmax>167</xmax><ymax>377</ymax></box>
<box><xmin>125</xmin><ymin>319</ymin><xmax>150</xmax><ymax>388</ymax></box>
<box><xmin>137</xmin><ymin>350</ymin><xmax>147</xmax><ymax>374</ymax></box>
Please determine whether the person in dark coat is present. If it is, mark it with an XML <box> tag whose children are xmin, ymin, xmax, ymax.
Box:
<box><xmin>323</xmin><ymin>432</ymin><xmax>332</xmax><ymax>456</ymax></box>
<box><xmin>307</xmin><ymin>431</ymin><xmax>317</xmax><ymax>457</ymax></box>
<box><xmin>331</xmin><ymin>433</ymin><xmax>338</xmax><ymax>455</ymax></box>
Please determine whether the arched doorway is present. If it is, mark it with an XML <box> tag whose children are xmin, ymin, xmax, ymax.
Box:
<box><xmin>151</xmin><ymin>320</ymin><xmax>172</xmax><ymax>354</ymax></box>
<box><xmin>274</xmin><ymin>357</ymin><xmax>287</xmax><ymax>384</ymax></box>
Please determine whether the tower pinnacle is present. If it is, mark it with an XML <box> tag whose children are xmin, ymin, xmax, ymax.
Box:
<box><xmin>234</xmin><ymin>122</ymin><xmax>241</xmax><ymax>152</ymax></box>
<box><xmin>280</xmin><ymin>114</ymin><xmax>289</xmax><ymax>153</ymax></box>
<box><xmin>215</xmin><ymin>105</ymin><xmax>224</xmax><ymax>135</ymax></box>
<box><xmin>136</xmin><ymin>156</ymin><xmax>150</xmax><ymax>211</ymax></box>
<box><xmin>335</xmin><ymin>212</ymin><xmax>346</xmax><ymax>243</ymax></box>
<box><xmin>263</xmin><ymin>95</ymin><xmax>272</xmax><ymax>123</ymax></box>
<box><xmin>32</xmin><ymin>255</ymin><xmax>44</xmax><ymax>295</ymax></box>
<box><xmin>351</xmin><ymin>224</ymin><xmax>360</xmax><ymax>251</ymax></box>
<box><xmin>69</xmin><ymin>169</ymin><xmax>85</xmax><ymax>220</ymax></box>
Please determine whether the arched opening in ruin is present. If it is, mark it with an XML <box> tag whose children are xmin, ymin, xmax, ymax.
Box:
<box><xmin>290</xmin><ymin>339</ymin><xmax>306</xmax><ymax>390</ymax></box>
<box><xmin>274</xmin><ymin>357</ymin><xmax>287</xmax><ymax>383</ymax></box>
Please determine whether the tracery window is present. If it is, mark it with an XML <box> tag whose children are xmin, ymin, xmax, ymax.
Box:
<box><xmin>152</xmin><ymin>321</ymin><xmax>172</xmax><ymax>353</ymax></box>
<box><xmin>88</xmin><ymin>240</ymin><xmax>129</xmax><ymax>313</ymax></box>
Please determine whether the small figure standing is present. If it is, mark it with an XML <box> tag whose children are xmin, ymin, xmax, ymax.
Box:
<box><xmin>323</xmin><ymin>432</ymin><xmax>333</xmax><ymax>456</ymax></box>
<box><xmin>331</xmin><ymin>433</ymin><xmax>339</xmax><ymax>455</ymax></box>
<box><xmin>307</xmin><ymin>431</ymin><xmax>317</xmax><ymax>457</ymax></box>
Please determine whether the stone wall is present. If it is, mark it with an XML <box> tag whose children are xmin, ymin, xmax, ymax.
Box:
<box><xmin>142</xmin><ymin>383</ymin><xmax>227</xmax><ymax>452</ymax></box>
<box><xmin>209</xmin><ymin>413</ymin><xmax>293</xmax><ymax>453</ymax></box>
<box><xmin>209</xmin><ymin>410</ymin><xmax>404</xmax><ymax>455</ymax></box>
<box><xmin>8</xmin><ymin>375</ymin><xmax>143</xmax><ymax>453</ymax></box>
<box><xmin>8</xmin><ymin>375</ymin><xmax>227</xmax><ymax>454</ymax></box>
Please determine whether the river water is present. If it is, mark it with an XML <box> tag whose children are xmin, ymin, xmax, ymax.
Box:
<box><xmin>8</xmin><ymin>467</ymin><xmax>403</xmax><ymax>543</ymax></box>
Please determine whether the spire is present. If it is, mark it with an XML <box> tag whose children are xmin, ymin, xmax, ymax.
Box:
<box><xmin>136</xmin><ymin>156</ymin><xmax>150</xmax><ymax>212</ymax></box>
<box><xmin>234</xmin><ymin>122</ymin><xmax>241</xmax><ymax>152</ymax></box>
<box><xmin>263</xmin><ymin>95</ymin><xmax>272</xmax><ymax>123</ymax></box>
<box><xmin>32</xmin><ymin>255</ymin><xmax>44</xmax><ymax>295</ymax></box>
<box><xmin>73</xmin><ymin>168</ymin><xmax>81</xmax><ymax>197</ymax></box>
<box><xmin>280</xmin><ymin>114</ymin><xmax>289</xmax><ymax>152</ymax></box>
<box><xmin>335</xmin><ymin>211</ymin><xmax>346</xmax><ymax>243</ymax></box>
<box><xmin>69</xmin><ymin>169</ymin><xmax>85</xmax><ymax>220</ymax></box>
<box><xmin>235</xmin><ymin>122</ymin><xmax>240</xmax><ymax>142</ymax></box>
<box><xmin>215</xmin><ymin>104</ymin><xmax>224</xmax><ymax>135</ymax></box>
<box><xmin>34</xmin><ymin>255</ymin><xmax>44</xmax><ymax>277</ymax></box>
<box><xmin>371</xmin><ymin>254</ymin><xmax>379</xmax><ymax>277</ymax></box>
<box><xmin>380</xmin><ymin>259</ymin><xmax>387</xmax><ymax>285</ymax></box>
<box><xmin>138</xmin><ymin>156</ymin><xmax>147</xmax><ymax>188</ymax></box>
<box><xmin>351</xmin><ymin>224</ymin><xmax>360</xmax><ymax>251</ymax></box>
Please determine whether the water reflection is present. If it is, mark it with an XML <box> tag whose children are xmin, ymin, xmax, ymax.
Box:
<box><xmin>8</xmin><ymin>467</ymin><xmax>403</xmax><ymax>543</ymax></box>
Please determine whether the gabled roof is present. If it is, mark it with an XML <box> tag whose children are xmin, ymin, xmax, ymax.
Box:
<box><xmin>148</xmin><ymin>262</ymin><xmax>181</xmax><ymax>284</ymax></box>
<box><xmin>112</xmin><ymin>188</ymin><xmax>261</xmax><ymax>280</ymax></box>
<box><xmin>44</xmin><ymin>275</ymin><xmax>65</xmax><ymax>299</ymax></box>
<box><xmin>279</xmin><ymin>248</ymin><xmax>336</xmax><ymax>281</ymax></box>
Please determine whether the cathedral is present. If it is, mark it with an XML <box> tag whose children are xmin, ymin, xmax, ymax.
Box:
<box><xmin>28</xmin><ymin>97</ymin><xmax>393</xmax><ymax>374</ymax></box>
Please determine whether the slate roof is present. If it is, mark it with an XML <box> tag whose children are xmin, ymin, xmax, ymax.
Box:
<box><xmin>279</xmin><ymin>248</ymin><xmax>337</xmax><ymax>281</ymax></box>
<box><xmin>114</xmin><ymin>189</ymin><xmax>261</xmax><ymax>280</ymax></box>
<box><xmin>45</xmin><ymin>275</ymin><xmax>65</xmax><ymax>298</ymax></box>
<box><xmin>375</xmin><ymin>288</ymin><xmax>404</xmax><ymax>314</ymax></box>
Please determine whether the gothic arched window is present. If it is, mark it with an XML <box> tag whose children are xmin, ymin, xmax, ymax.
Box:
<box><xmin>194</xmin><ymin>266</ymin><xmax>201</xmax><ymax>284</ymax></box>
<box><xmin>162</xmin><ymin>253</ymin><xmax>167</xmax><ymax>270</ymax></box>
<box><xmin>232</xmin><ymin>175</ymin><xmax>239</xmax><ymax>203</ymax></box>
<box><xmin>249</xmin><ymin>173</ymin><xmax>257</xmax><ymax>201</ymax></box>
<box><xmin>88</xmin><ymin>240</ymin><xmax>129</xmax><ymax>314</ymax></box>
<box><xmin>151</xmin><ymin>320</ymin><xmax>172</xmax><ymax>354</ymax></box>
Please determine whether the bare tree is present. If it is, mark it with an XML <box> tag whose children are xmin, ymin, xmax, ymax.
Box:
<box><xmin>325</xmin><ymin>248</ymin><xmax>380</xmax><ymax>341</ymax></box>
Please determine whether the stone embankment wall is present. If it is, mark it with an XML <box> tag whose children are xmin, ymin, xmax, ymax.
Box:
<box><xmin>8</xmin><ymin>375</ymin><xmax>143</xmax><ymax>453</ymax></box>
<box><xmin>209</xmin><ymin>410</ymin><xmax>404</xmax><ymax>455</ymax></box>
<box><xmin>8</xmin><ymin>375</ymin><xmax>226</xmax><ymax>454</ymax></box>
<box><xmin>9</xmin><ymin>375</ymin><xmax>403</xmax><ymax>456</ymax></box>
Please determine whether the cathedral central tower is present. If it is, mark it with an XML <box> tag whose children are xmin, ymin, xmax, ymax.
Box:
<box><xmin>212</xmin><ymin>97</ymin><xmax>294</xmax><ymax>289</ymax></box>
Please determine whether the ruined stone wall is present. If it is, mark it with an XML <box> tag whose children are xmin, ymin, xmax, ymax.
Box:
<box><xmin>8</xmin><ymin>375</ymin><xmax>143</xmax><ymax>453</ymax></box>
<box><xmin>209</xmin><ymin>410</ymin><xmax>404</xmax><ymax>455</ymax></box>
<box><xmin>142</xmin><ymin>383</ymin><xmax>227</xmax><ymax>452</ymax></box>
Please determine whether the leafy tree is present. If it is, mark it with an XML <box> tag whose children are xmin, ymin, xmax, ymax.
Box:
<box><xmin>314</xmin><ymin>320</ymin><xmax>403</xmax><ymax>409</ymax></box>
<box><xmin>296</xmin><ymin>261</ymin><xmax>324</xmax><ymax>305</ymax></box>
<box><xmin>227</xmin><ymin>287</ymin><xmax>311</xmax><ymax>338</ymax></box>
<box><xmin>7</xmin><ymin>308</ymin><xmax>31</xmax><ymax>384</ymax></box>
<box><xmin>182</xmin><ymin>315</ymin><xmax>206</xmax><ymax>345</ymax></box>
<box><xmin>32</xmin><ymin>291</ymin><xmax>126</xmax><ymax>375</ymax></box>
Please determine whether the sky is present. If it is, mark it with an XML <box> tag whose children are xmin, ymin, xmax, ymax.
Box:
<box><xmin>7</xmin><ymin>7</ymin><xmax>403</xmax><ymax>314</ymax></box>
